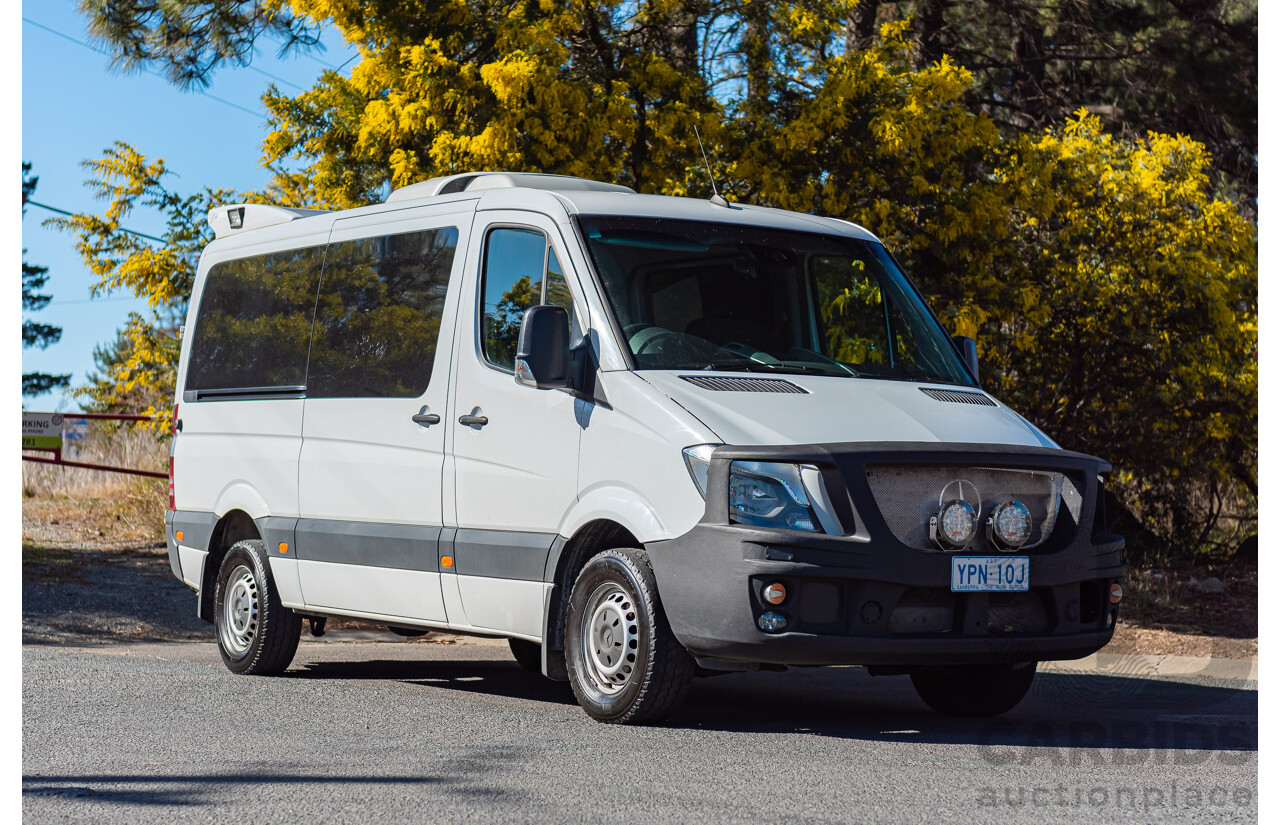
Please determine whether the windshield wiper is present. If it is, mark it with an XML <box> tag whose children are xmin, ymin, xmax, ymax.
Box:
<box><xmin>702</xmin><ymin>360</ymin><xmax>841</xmax><ymax>377</ymax></box>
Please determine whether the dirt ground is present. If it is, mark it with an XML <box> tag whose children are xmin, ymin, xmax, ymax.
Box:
<box><xmin>21</xmin><ymin>494</ymin><xmax>1258</xmax><ymax>660</ymax></box>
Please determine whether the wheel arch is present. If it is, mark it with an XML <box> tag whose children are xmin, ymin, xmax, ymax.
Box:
<box><xmin>198</xmin><ymin>509</ymin><xmax>262</xmax><ymax>622</ymax></box>
<box><xmin>541</xmin><ymin>519</ymin><xmax>645</xmax><ymax>679</ymax></box>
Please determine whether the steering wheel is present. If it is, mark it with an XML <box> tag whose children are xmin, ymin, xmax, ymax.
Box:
<box><xmin>628</xmin><ymin>325</ymin><xmax>682</xmax><ymax>355</ymax></box>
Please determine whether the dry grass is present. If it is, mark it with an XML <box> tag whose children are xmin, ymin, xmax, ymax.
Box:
<box><xmin>22</xmin><ymin>423</ymin><xmax>169</xmax><ymax>547</ymax></box>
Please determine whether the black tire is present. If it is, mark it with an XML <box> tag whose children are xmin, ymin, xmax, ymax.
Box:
<box><xmin>509</xmin><ymin>638</ymin><xmax>542</xmax><ymax>672</ymax></box>
<box><xmin>565</xmin><ymin>548</ymin><xmax>694</xmax><ymax>724</ymax></box>
<box><xmin>213</xmin><ymin>539</ymin><xmax>301</xmax><ymax>675</ymax></box>
<box><xmin>910</xmin><ymin>661</ymin><xmax>1037</xmax><ymax>716</ymax></box>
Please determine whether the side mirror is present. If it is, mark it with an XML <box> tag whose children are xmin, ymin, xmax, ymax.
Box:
<box><xmin>515</xmin><ymin>305</ymin><xmax>571</xmax><ymax>389</ymax></box>
<box><xmin>951</xmin><ymin>335</ymin><xmax>980</xmax><ymax>384</ymax></box>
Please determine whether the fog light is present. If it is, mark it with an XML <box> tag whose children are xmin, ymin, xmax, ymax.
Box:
<box><xmin>1110</xmin><ymin>583</ymin><xmax>1123</xmax><ymax>604</ymax></box>
<box><xmin>932</xmin><ymin>500</ymin><xmax>977</xmax><ymax>549</ymax></box>
<box><xmin>990</xmin><ymin>500</ymin><xmax>1033</xmax><ymax>550</ymax></box>
<box><xmin>757</xmin><ymin>612</ymin><xmax>788</xmax><ymax>633</ymax></box>
<box><xmin>762</xmin><ymin>582</ymin><xmax>787</xmax><ymax>604</ymax></box>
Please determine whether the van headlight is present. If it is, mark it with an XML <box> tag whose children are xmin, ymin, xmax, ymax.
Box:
<box><xmin>729</xmin><ymin>461</ymin><xmax>822</xmax><ymax>533</ymax></box>
<box><xmin>682</xmin><ymin>447</ymin><xmax>842</xmax><ymax>534</ymax></box>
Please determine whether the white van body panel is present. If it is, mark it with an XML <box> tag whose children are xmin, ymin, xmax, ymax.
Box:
<box><xmin>211</xmin><ymin>481</ymin><xmax>272</xmax><ymax>520</ymax></box>
<box><xmin>448</xmin><ymin>208</ymin><xmax>584</xmax><ymax>535</ymax></box>
<box><xmin>572</xmin><ymin>371</ymin><xmax>717</xmax><ymax>542</ymax></box>
<box><xmin>268</xmin><ymin>557</ymin><xmax>304</xmax><ymax>608</ymax></box>
<box><xmin>296</xmin><ymin>560</ymin><xmax>447</xmax><ymax>623</ymax></box>
<box><xmin>454</xmin><ymin>577</ymin><xmax>548</xmax><ymax>639</ymax></box>
<box><xmin>294</xmin><ymin>201</ymin><xmax>475</xmax><ymax>622</ymax></box>
<box><xmin>638</xmin><ymin>371</ymin><xmax>1044</xmax><ymax>448</ymax></box>
<box><xmin>177</xmin><ymin>546</ymin><xmax>207</xmax><ymax>589</ymax></box>
<box><xmin>442</xmin><ymin>208</ymin><xmax>588</xmax><ymax>635</ymax></box>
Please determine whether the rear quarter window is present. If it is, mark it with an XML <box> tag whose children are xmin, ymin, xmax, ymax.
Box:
<box><xmin>186</xmin><ymin>246</ymin><xmax>325</xmax><ymax>392</ymax></box>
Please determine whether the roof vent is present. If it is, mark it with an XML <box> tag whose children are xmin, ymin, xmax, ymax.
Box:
<box><xmin>679</xmin><ymin>375</ymin><xmax>808</xmax><ymax>394</ymax></box>
<box><xmin>920</xmin><ymin>388</ymin><xmax>997</xmax><ymax>407</ymax></box>
<box><xmin>386</xmin><ymin>172</ymin><xmax>635</xmax><ymax>203</ymax></box>
<box><xmin>207</xmin><ymin>204</ymin><xmax>330</xmax><ymax>239</ymax></box>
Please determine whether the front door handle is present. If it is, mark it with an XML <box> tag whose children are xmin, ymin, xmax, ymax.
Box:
<box><xmin>458</xmin><ymin>413</ymin><xmax>489</xmax><ymax>427</ymax></box>
<box><xmin>411</xmin><ymin>412</ymin><xmax>441</xmax><ymax>426</ymax></box>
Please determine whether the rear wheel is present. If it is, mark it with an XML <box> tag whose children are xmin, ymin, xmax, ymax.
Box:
<box><xmin>910</xmin><ymin>661</ymin><xmax>1037</xmax><ymax>716</ymax></box>
<box><xmin>565</xmin><ymin>548</ymin><xmax>694</xmax><ymax>724</ymax></box>
<box><xmin>214</xmin><ymin>539</ymin><xmax>301</xmax><ymax>675</ymax></box>
<box><xmin>508</xmin><ymin>638</ymin><xmax>542</xmax><ymax>672</ymax></box>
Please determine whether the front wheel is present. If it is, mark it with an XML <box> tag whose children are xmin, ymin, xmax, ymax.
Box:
<box><xmin>214</xmin><ymin>539</ymin><xmax>301</xmax><ymax>675</ymax></box>
<box><xmin>910</xmin><ymin>661</ymin><xmax>1037</xmax><ymax>716</ymax></box>
<box><xmin>565</xmin><ymin>548</ymin><xmax>694</xmax><ymax>724</ymax></box>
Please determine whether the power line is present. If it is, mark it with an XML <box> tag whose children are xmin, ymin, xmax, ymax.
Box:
<box><xmin>26</xmin><ymin>200</ymin><xmax>168</xmax><ymax>243</ymax></box>
<box><xmin>48</xmin><ymin>296</ymin><xmax>141</xmax><ymax>306</ymax></box>
<box><xmin>22</xmin><ymin>16</ymin><xmax>269</xmax><ymax>122</ymax></box>
<box><xmin>245</xmin><ymin>64</ymin><xmax>305</xmax><ymax>91</ymax></box>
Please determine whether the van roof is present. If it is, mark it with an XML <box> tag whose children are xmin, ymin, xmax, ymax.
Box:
<box><xmin>207</xmin><ymin>172</ymin><xmax>879</xmax><ymax>244</ymax></box>
<box><xmin>520</xmin><ymin>190</ymin><xmax>881</xmax><ymax>243</ymax></box>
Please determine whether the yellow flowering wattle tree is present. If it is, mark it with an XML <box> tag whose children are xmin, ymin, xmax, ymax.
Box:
<box><xmin>60</xmin><ymin>1</ymin><xmax>1256</xmax><ymax>557</ymax></box>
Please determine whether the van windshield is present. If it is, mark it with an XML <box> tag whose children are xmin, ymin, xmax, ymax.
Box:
<box><xmin>577</xmin><ymin>215</ymin><xmax>975</xmax><ymax>385</ymax></box>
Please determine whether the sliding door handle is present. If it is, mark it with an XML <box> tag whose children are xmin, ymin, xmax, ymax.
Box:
<box><xmin>411</xmin><ymin>412</ymin><xmax>441</xmax><ymax>426</ymax></box>
<box><xmin>458</xmin><ymin>413</ymin><xmax>489</xmax><ymax>427</ymax></box>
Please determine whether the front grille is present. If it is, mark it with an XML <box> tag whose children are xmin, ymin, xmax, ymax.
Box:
<box><xmin>864</xmin><ymin>465</ymin><xmax>1084</xmax><ymax>551</ymax></box>
<box><xmin>678</xmin><ymin>375</ymin><xmax>808</xmax><ymax>393</ymax></box>
<box><xmin>920</xmin><ymin>388</ymin><xmax>997</xmax><ymax>406</ymax></box>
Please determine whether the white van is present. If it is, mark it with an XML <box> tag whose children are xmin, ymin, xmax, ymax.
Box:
<box><xmin>166</xmin><ymin>172</ymin><xmax>1124</xmax><ymax>723</ymax></box>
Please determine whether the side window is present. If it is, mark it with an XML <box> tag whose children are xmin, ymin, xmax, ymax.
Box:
<box><xmin>186</xmin><ymin>246</ymin><xmax>325</xmax><ymax>392</ymax></box>
<box><xmin>308</xmin><ymin>227</ymin><xmax>458</xmax><ymax>398</ymax></box>
<box><xmin>481</xmin><ymin>227</ymin><xmax>576</xmax><ymax>370</ymax></box>
<box><xmin>544</xmin><ymin>249</ymin><xmax>575</xmax><ymax>326</ymax></box>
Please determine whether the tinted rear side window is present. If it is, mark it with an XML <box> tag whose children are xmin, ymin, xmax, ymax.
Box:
<box><xmin>186</xmin><ymin>246</ymin><xmax>325</xmax><ymax>392</ymax></box>
<box><xmin>308</xmin><ymin>227</ymin><xmax>458</xmax><ymax>398</ymax></box>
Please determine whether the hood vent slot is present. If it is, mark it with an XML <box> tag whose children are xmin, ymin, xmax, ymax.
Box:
<box><xmin>679</xmin><ymin>375</ymin><xmax>808</xmax><ymax>394</ymax></box>
<box><xmin>920</xmin><ymin>388</ymin><xmax>996</xmax><ymax>406</ymax></box>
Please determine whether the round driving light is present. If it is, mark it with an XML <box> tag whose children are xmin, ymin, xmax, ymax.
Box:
<box><xmin>934</xmin><ymin>499</ymin><xmax>977</xmax><ymax>549</ymax></box>
<box><xmin>762</xmin><ymin>583</ymin><xmax>787</xmax><ymax>605</ymax></box>
<box><xmin>991</xmin><ymin>500</ymin><xmax>1033</xmax><ymax>549</ymax></box>
<box><xmin>757</xmin><ymin>612</ymin><xmax>788</xmax><ymax>633</ymax></box>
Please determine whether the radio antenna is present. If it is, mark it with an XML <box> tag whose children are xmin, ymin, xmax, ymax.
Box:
<box><xmin>693</xmin><ymin>124</ymin><xmax>730</xmax><ymax>208</ymax></box>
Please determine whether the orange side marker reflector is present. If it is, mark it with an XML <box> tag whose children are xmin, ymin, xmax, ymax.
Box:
<box><xmin>279</xmin><ymin>542</ymin><xmax>289</xmax><ymax>554</ymax></box>
<box><xmin>441</xmin><ymin>555</ymin><xmax>454</xmax><ymax>568</ymax></box>
<box><xmin>175</xmin><ymin>530</ymin><xmax>183</xmax><ymax>542</ymax></box>
<box><xmin>1110</xmin><ymin>583</ymin><xmax>1123</xmax><ymax>604</ymax></box>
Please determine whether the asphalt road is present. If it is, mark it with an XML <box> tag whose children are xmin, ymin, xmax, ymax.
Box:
<box><xmin>23</xmin><ymin>637</ymin><xmax>1257</xmax><ymax>824</ymax></box>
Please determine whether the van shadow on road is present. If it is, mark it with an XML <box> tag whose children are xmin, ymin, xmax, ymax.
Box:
<box><xmin>285</xmin><ymin>656</ymin><xmax>1257</xmax><ymax>754</ymax></box>
<box><xmin>22</xmin><ymin>773</ymin><xmax>446</xmax><ymax>808</ymax></box>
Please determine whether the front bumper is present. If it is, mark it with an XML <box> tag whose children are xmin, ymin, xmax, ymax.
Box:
<box><xmin>646</xmin><ymin>441</ymin><xmax>1125</xmax><ymax>668</ymax></box>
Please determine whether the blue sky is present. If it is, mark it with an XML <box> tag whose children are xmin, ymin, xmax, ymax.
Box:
<box><xmin>21</xmin><ymin>1</ymin><xmax>358</xmax><ymax>411</ymax></box>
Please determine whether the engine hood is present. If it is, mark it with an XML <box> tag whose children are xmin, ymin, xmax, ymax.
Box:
<box><xmin>638</xmin><ymin>372</ymin><xmax>1056</xmax><ymax>449</ymax></box>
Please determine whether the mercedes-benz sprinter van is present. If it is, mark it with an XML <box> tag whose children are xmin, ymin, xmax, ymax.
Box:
<box><xmin>165</xmin><ymin>172</ymin><xmax>1124</xmax><ymax>724</ymax></box>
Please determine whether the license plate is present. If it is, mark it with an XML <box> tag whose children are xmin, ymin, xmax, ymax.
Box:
<box><xmin>950</xmin><ymin>556</ymin><xmax>1029</xmax><ymax>592</ymax></box>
